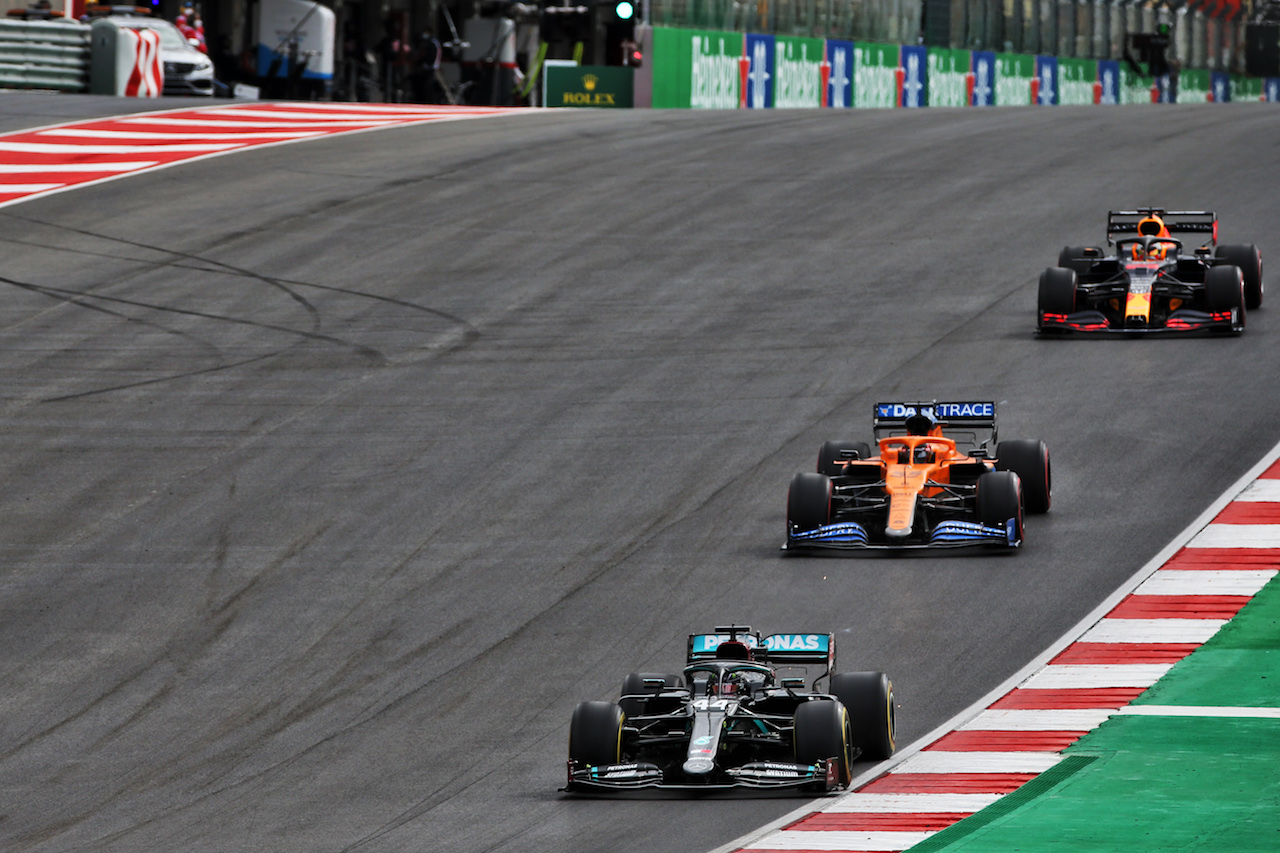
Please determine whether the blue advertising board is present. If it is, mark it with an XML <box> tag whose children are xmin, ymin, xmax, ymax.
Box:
<box><xmin>1154</xmin><ymin>73</ymin><xmax>1172</xmax><ymax>103</ymax></box>
<box><xmin>1098</xmin><ymin>60</ymin><xmax>1119</xmax><ymax>104</ymax></box>
<box><xmin>1035</xmin><ymin>55</ymin><xmax>1058</xmax><ymax>105</ymax></box>
<box><xmin>900</xmin><ymin>44</ymin><xmax>927</xmax><ymax>107</ymax></box>
<box><xmin>826</xmin><ymin>39</ymin><xmax>854</xmax><ymax>108</ymax></box>
<box><xmin>971</xmin><ymin>51</ymin><xmax>995</xmax><ymax>105</ymax></box>
<box><xmin>744</xmin><ymin>33</ymin><xmax>774</xmax><ymax>108</ymax></box>
<box><xmin>1211</xmin><ymin>71</ymin><xmax>1231</xmax><ymax>102</ymax></box>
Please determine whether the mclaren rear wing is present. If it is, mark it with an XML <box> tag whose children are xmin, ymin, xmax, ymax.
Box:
<box><xmin>1106</xmin><ymin>209</ymin><xmax>1218</xmax><ymax>244</ymax></box>
<box><xmin>872</xmin><ymin>401</ymin><xmax>998</xmax><ymax>452</ymax></box>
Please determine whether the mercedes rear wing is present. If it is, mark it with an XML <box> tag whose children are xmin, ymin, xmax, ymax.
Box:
<box><xmin>687</xmin><ymin>627</ymin><xmax>836</xmax><ymax>670</ymax></box>
<box><xmin>1106</xmin><ymin>209</ymin><xmax>1218</xmax><ymax>244</ymax></box>
<box><xmin>872</xmin><ymin>401</ymin><xmax>997</xmax><ymax>452</ymax></box>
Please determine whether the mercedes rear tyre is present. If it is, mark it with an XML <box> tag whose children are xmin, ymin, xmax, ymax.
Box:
<box><xmin>829</xmin><ymin>671</ymin><xmax>896</xmax><ymax>761</ymax></box>
<box><xmin>1206</xmin><ymin>264</ymin><xmax>1246</xmax><ymax>335</ymax></box>
<box><xmin>788</xmin><ymin>472</ymin><xmax>832</xmax><ymax>533</ymax></box>
<box><xmin>619</xmin><ymin>672</ymin><xmax>682</xmax><ymax>720</ymax></box>
<box><xmin>1215</xmin><ymin>244</ymin><xmax>1263</xmax><ymax>310</ymax></box>
<box><xmin>817</xmin><ymin>441</ymin><xmax>873</xmax><ymax>476</ymax></box>
<box><xmin>793</xmin><ymin>699</ymin><xmax>853</xmax><ymax>786</ymax></box>
<box><xmin>569</xmin><ymin>701</ymin><xmax>624</xmax><ymax>767</ymax></box>
<box><xmin>1038</xmin><ymin>267</ymin><xmax>1077</xmax><ymax>329</ymax></box>
<box><xmin>976</xmin><ymin>470</ymin><xmax>1024</xmax><ymax>545</ymax></box>
<box><xmin>994</xmin><ymin>439</ymin><xmax>1051</xmax><ymax>514</ymax></box>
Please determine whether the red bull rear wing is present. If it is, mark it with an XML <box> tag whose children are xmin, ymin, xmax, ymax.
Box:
<box><xmin>1106</xmin><ymin>209</ymin><xmax>1217</xmax><ymax>243</ymax></box>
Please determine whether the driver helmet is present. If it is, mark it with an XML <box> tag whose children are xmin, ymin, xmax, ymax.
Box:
<box><xmin>904</xmin><ymin>411</ymin><xmax>936</xmax><ymax>436</ymax></box>
<box><xmin>721</xmin><ymin>668</ymin><xmax>768</xmax><ymax>696</ymax></box>
<box><xmin>716</xmin><ymin>640</ymin><xmax>753</xmax><ymax>661</ymax></box>
<box><xmin>1136</xmin><ymin>215</ymin><xmax>1170</xmax><ymax>238</ymax></box>
<box><xmin>913</xmin><ymin>444</ymin><xmax>936</xmax><ymax>464</ymax></box>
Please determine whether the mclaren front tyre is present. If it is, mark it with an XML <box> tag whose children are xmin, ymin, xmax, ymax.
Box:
<box><xmin>995</xmin><ymin>439</ymin><xmax>1051</xmax><ymax>514</ymax></box>
<box><xmin>976</xmin><ymin>470</ymin><xmax>1023</xmax><ymax>548</ymax></box>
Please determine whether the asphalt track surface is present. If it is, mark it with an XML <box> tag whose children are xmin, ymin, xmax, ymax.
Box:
<box><xmin>0</xmin><ymin>95</ymin><xmax>1277</xmax><ymax>853</ymax></box>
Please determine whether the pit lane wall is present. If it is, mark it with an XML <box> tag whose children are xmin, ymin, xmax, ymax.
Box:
<box><xmin>645</xmin><ymin>27</ymin><xmax>1280</xmax><ymax>108</ymax></box>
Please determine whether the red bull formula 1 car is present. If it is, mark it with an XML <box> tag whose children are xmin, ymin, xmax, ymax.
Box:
<box><xmin>564</xmin><ymin>626</ymin><xmax>895</xmax><ymax>792</ymax></box>
<box><xmin>784</xmin><ymin>402</ymin><xmax>1050</xmax><ymax>551</ymax></box>
<box><xmin>1038</xmin><ymin>209</ymin><xmax>1263</xmax><ymax>335</ymax></box>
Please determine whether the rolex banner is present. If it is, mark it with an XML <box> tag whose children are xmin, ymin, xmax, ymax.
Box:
<box><xmin>545</xmin><ymin>65</ymin><xmax>634</xmax><ymax>108</ymax></box>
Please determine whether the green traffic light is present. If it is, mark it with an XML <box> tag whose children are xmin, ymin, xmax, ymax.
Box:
<box><xmin>615</xmin><ymin>0</ymin><xmax>634</xmax><ymax>19</ymax></box>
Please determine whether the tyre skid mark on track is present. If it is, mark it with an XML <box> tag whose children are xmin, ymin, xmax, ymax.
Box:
<box><xmin>0</xmin><ymin>104</ymin><xmax>517</xmax><ymax>399</ymax></box>
<box><xmin>2</xmin><ymin>220</ymin><xmax>483</xmax><ymax>400</ymax></box>
<box><xmin>728</xmin><ymin>457</ymin><xmax>1280</xmax><ymax>853</ymax></box>
<box><xmin>3</xmin><ymin>214</ymin><xmax>479</xmax><ymax>341</ymax></box>
<box><xmin>0</xmin><ymin>273</ymin><xmax>369</xmax><ymax>403</ymax></box>
<box><xmin>0</xmin><ymin>273</ymin><xmax>226</xmax><ymax>362</ymax></box>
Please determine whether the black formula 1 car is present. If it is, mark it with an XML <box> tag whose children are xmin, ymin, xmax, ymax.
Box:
<box><xmin>564</xmin><ymin>626</ymin><xmax>895</xmax><ymax>793</ymax></box>
<box><xmin>1038</xmin><ymin>209</ymin><xmax>1263</xmax><ymax>335</ymax></box>
<box><xmin>784</xmin><ymin>402</ymin><xmax>1050</xmax><ymax>552</ymax></box>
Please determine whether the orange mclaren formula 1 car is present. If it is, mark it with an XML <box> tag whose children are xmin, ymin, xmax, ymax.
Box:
<box><xmin>1038</xmin><ymin>209</ymin><xmax>1263</xmax><ymax>335</ymax></box>
<box><xmin>785</xmin><ymin>402</ymin><xmax>1050</xmax><ymax>551</ymax></box>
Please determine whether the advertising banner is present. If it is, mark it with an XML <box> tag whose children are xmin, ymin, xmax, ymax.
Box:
<box><xmin>1097</xmin><ymin>60</ymin><xmax>1119</xmax><ymax>104</ymax></box>
<box><xmin>826</xmin><ymin>39</ymin><xmax>854</xmax><ymax>108</ymax></box>
<box><xmin>651</xmin><ymin>27</ymin><xmax>742</xmax><ymax>109</ymax></box>
<box><xmin>995</xmin><ymin>52</ymin><xmax>1034</xmax><ymax>105</ymax></box>
<box><xmin>854</xmin><ymin>42</ymin><xmax>899</xmax><ymax>108</ymax></box>
<box><xmin>1119</xmin><ymin>66</ymin><xmax>1155</xmax><ymax>103</ymax></box>
<box><xmin>1210</xmin><ymin>71</ymin><xmax>1231</xmax><ymax>102</ymax></box>
<box><xmin>900</xmin><ymin>44</ymin><xmax>927</xmax><ymax>106</ymax></box>
<box><xmin>545</xmin><ymin>65</ymin><xmax>634</xmax><ymax>107</ymax></box>
<box><xmin>648</xmin><ymin>24</ymin><xmax>1273</xmax><ymax>111</ymax></box>
<box><xmin>1034</xmin><ymin>55</ymin><xmax>1058</xmax><ymax>104</ymax></box>
<box><xmin>773</xmin><ymin>35</ymin><xmax>825</xmax><ymax>107</ymax></box>
<box><xmin>1231</xmin><ymin>75</ymin><xmax>1262</xmax><ymax>101</ymax></box>
<box><xmin>1058</xmin><ymin>58</ymin><xmax>1096</xmax><ymax>105</ymax></box>
<box><xmin>744</xmin><ymin>33</ymin><xmax>775</xmax><ymax>108</ymax></box>
<box><xmin>1179</xmin><ymin>68</ymin><xmax>1211</xmax><ymax>103</ymax></box>
<box><xmin>971</xmin><ymin>50</ymin><xmax>995</xmax><ymax>105</ymax></box>
<box><xmin>927</xmin><ymin>47</ymin><xmax>969</xmax><ymax>106</ymax></box>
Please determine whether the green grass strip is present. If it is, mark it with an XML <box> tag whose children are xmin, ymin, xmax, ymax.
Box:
<box><xmin>907</xmin><ymin>755</ymin><xmax>1098</xmax><ymax>852</ymax></box>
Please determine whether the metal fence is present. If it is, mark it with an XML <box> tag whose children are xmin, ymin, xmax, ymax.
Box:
<box><xmin>0</xmin><ymin>18</ymin><xmax>90</xmax><ymax>92</ymax></box>
<box><xmin>647</xmin><ymin>0</ymin><xmax>1253</xmax><ymax>72</ymax></box>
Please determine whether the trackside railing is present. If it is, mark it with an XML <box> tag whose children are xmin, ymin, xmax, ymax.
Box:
<box><xmin>0</xmin><ymin>18</ymin><xmax>91</xmax><ymax>92</ymax></box>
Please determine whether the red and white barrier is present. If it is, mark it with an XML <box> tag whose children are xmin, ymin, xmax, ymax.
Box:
<box><xmin>88</xmin><ymin>18</ymin><xmax>164</xmax><ymax>98</ymax></box>
<box><xmin>121</xmin><ymin>27</ymin><xmax>163</xmax><ymax>98</ymax></box>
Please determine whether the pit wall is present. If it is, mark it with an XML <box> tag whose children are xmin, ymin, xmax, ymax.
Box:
<box><xmin>645</xmin><ymin>26</ymin><xmax>1279</xmax><ymax>108</ymax></box>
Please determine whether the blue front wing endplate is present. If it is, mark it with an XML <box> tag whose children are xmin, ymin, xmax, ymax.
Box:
<box><xmin>786</xmin><ymin>518</ymin><xmax>1019</xmax><ymax>550</ymax></box>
